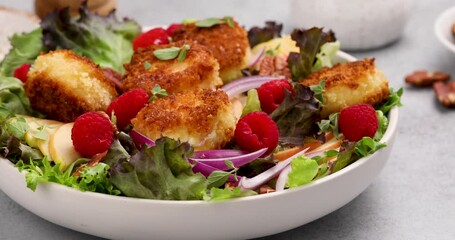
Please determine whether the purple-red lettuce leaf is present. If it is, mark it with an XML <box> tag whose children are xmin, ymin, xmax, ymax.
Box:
<box><xmin>270</xmin><ymin>84</ymin><xmax>321</xmax><ymax>146</ymax></box>
<box><xmin>109</xmin><ymin>137</ymin><xmax>206</xmax><ymax>200</ymax></box>
<box><xmin>287</xmin><ymin>27</ymin><xmax>336</xmax><ymax>81</ymax></box>
<box><xmin>247</xmin><ymin>21</ymin><xmax>283</xmax><ymax>48</ymax></box>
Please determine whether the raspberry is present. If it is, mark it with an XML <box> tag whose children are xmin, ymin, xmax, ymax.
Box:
<box><xmin>107</xmin><ymin>89</ymin><xmax>149</xmax><ymax>130</ymax></box>
<box><xmin>257</xmin><ymin>79</ymin><xmax>293</xmax><ymax>114</ymax></box>
<box><xmin>133</xmin><ymin>27</ymin><xmax>170</xmax><ymax>51</ymax></box>
<box><xmin>72</xmin><ymin>112</ymin><xmax>115</xmax><ymax>158</ymax></box>
<box><xmin>234</xmin><ymin>111</ymin><xmax>279</xmax><ymax>156</ymax></box>
<box><xmin>166</xmin><ymin>23</ymin><xmax>183</xmax><ymax>36</ymax></box>
<box><xmin>13</xmin><ymin>63</ymin><xmax>31</xmax><ymax>83</ymax></box>
<box><xmin>338</xmin><ymin>104</ymin><xmax>378</xmax><ymax>142</ymax></box>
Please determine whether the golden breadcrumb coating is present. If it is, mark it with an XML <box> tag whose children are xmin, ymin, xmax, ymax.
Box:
<box><xmin>123</xmin><ymin>41</ymin><xmax>222</xmax><ymax>95</ymax></box>
<box><xmin>172</xmin><ymin>19</ymin><xmax>251</xmax><ymax>82</ymax></box>
<box><xmin>132</xmin><ymin>89</ymin><xmax>236</xmax><ymax>150</ymax></box>
<box><xmin>25</xmin><ymin>50</ymin><xmax>118</xmax><ymax>122</ymax></box>
<box><xmin>300</xmin><ymin>58</ymin><xmax>389</xmax><ymax>118</ymax></box>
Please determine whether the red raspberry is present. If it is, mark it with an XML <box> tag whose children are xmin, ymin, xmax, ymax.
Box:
<box><xmin>338</xmin><ymin>104</ymin><xmax>379</xmax><ymax>142</ymax></box>
<box><xmin>166</xmin><ymin>23</ymin><xmax>183</xmax><ymax>36</ymax></box>
<box><xmin>106</xmin><ymin>89</ymin><xmax>149</xmax><ymax>131</ymax></box>
<box><xmin>234</xmin><ymin>111</ymin><xmax>279</xmax><ymax>156</ymax></box>
<box><xmin>257</xmin><ymin>79</ymin><xmax>293</xmax><ymax>114</ymax></box>
<box><xmin>72</xmin><ymin>112</ymin><xmax>115</xmax><ymax>158</ymax></box>
<box><xmin>133</xmin><ymin>27</ymin><xmax>170</xmax><ymax>51</ymax></box>
<box><xmin>13</xmin><ymin>63</ymin><xmax>31</xmax><ymax>83</ymax></box>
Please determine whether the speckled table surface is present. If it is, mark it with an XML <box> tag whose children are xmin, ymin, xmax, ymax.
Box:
<box><xmin>0</xmin><ymin>0</ymin><xmax>454</xmax><ymax>239</ymax></box>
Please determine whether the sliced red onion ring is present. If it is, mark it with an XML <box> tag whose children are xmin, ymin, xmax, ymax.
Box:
<box><xmin>191</xmin><ymin>160</ymin><xmax>237</xmax><ymax>182</ymax></box>
<box><xmin>248</xmin><ymin>47</ymin><xmax>265</xmax><ymax>68</ymax></box>
<box><xmin>130</xmin><ymin>129</ymin><xmax>155</xmax><ymax>149</ymax></box>
<box><xmin>192</xmin><ymin>149</ymin><xmax>250</xmax><ymax>159</ymax></box>
<box><xmin>190</xmin><ymin>148</ymin><xmax>267</xmax><ymax>170</ymax></box>
<box><xmin>221</xmin><ymin>75</ymin><xmax>286</xmax><ymax>99</ymax></box>
<box><xmin>238</xmin><ymin>147</ymin><xmax>309</xmax><ymax>190</ymax></box>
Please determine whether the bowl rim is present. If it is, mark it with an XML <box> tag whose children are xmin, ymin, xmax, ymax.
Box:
<box><xmin>0</xmin><ymin>105</ymin><xmax>399</xmax><ymax>206</ymax></box>
<box><xmin>435</xmin><ymin>5</ymin><xmax>455</xmax><ymax>53</ymax></box>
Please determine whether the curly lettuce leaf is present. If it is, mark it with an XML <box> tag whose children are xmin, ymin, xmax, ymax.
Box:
<box><xmin>331</xmin><ymin>141</ymin><xmax>357</xmax><ymax>173</ymax></box>
<box><xmin>0</xmin><ymin>28</ymin><xmax>45</xmax><ymax>77</ymax></box>
<box><xmin>247</xmin><ymin>21</ymin><xmax>283</xmax><ymax>48</ymax></box>
<box><xmin>287</xmin><ymin>27</ymin><xmax>337</xmax><ymax>81</ymax></box>
<box><xmin>270</xmin><ymin>84</ymin><xmax>321</xmax><ymax>146</ymax></box>
<box><xmin>15</xmin><ymin>156</ymin><xmax>119</xmax><ymax>195</ymax></box>
<box><xmin>41</xmin><ymin>2</ymin><xmax>141</xmax><ymax>73</ymax></box>
<box><xmin>109</xmin><ymin>137</ymin><xmax>207</xmax><ymax>200</ymax></box>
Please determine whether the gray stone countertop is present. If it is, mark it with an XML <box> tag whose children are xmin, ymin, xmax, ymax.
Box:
<box><xmin>0</xmin><ymin>0</ymin><xmax>454</xmax><ymax>239</ymax></box>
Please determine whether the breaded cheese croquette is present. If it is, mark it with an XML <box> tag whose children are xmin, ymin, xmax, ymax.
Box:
<box><xmin>132</xmin><ymin>89</ymin><xmax>236</xmax><ymax>151</ymax></box>
<box><xmin>122</xmin><ymin>41</ymin><xmax>222</xmax><ymax>95</ymax></box>
<box><xmin>172</xmin><ymin>19</ymin><xmax>251</xmax><ymax>82</ymax></box>
<box><xmin>300</xmin><ymin>58</ymin><xmax>389</xmax><ymax>118</ymax></box>
<box><xmin>25</xmin><ymin>50</ymin><xmax>118</xmax><ymax>122</ymax></box>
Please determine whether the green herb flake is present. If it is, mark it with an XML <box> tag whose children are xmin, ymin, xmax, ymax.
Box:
<box><xmin>177</xmin><ymin>44</ymin><xmax>190</xmax><ymax>62</ymax></box>
<box><xmin>195</xmin><ymin>17</ymin><xmax>224</xmax><ymax>28</ymax></box>
<box><xmin>144</xmin><ymin>61</ymin><xmax>152</xmax><ymax>70</ymax></box>
<box><xmin>207</xmin><ymin>170</ymin><xmax>231</xmax><ymax>189</ymax></box>
<box><xmin>153</xmin><ymin>47</ymin><xmax>181</xmax><ymax>60</ymax></box>
<box><xmin>224</xmin><ymin>16</ymin><xmax>235</xmax><ymax>27</ymax></box>
<box><xmin>149</xmin><ymin>85</ymin><xmax>168</xmax><ymax>102</ymax></box>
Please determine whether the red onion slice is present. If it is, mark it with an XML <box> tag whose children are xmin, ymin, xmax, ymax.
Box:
<box><xmin>191</xmin><ymin>160</ymin><xmax>237</xmax><ymax>182</ymax></box>
<box><xmin>130</xmin><ymin>129</ymin><xmax>155</xmax><ymax>149</ymax></box>
<box><xmin>221</xmin><ymin>75</ymin><xmax>286</xmax><ymax>99</ymax></box>
<box><xmin>190</xmin><ymin>148</ymin><xmax>267</xmax><ymax>170</ymax></box>
<box><xmin>248</xmin><ymin>47</ymin><xmax>265</xmax><ymax>68</ymax></box>
<box><xmin>238</xmin><ymin>147</ymin><xmax>309</xmax><ymax>190</ymax></box>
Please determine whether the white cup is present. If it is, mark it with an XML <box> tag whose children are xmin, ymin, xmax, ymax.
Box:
<box><xmin>289</xmin><ymin>0</ymin><xmax>413</xmax><ymax>51</ymax></box>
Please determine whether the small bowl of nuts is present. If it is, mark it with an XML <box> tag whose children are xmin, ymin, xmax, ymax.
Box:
<box><xmin>435</xmin><ymin>5</ymin><xmax>455</xmax><ymax>53</ymax></box>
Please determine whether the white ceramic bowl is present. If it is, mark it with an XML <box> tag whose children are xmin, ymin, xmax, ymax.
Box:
<box><xmin>435</xmin><ymin>5</ymin><xmax>455</xmax><ymax>53</ymax></box>
<box><xmin>0</xmin><ymin>52</ymin><xmax>398</xmax><ymax>240</ymax></box>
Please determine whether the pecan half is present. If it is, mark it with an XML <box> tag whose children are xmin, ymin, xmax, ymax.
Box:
<box><xmin>405</xmin><ymin>70</ymin><xmax>450</xmax><ymax>87</ymax></box>
<box><xmin>258</xmin><ymin>55</ymin><xmax>292</xmax><ymax>79</ymax></box>
<box><xmin>433</xmin><ymin>81</ymin><xmax>455</xmax><ymax>107</ymax></box>
<box><xmin>452</xmin><ymin>23</ymin><xmax>455</xmax><ymax>39</ymax></box>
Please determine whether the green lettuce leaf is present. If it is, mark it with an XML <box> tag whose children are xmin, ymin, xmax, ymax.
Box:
<box><xmin>0</xmin><ymin>77</ymin><xmax>36</xmax><ymax>115</ymax></box>
<box><xmin>109</xmin><ymin>137</ymin><xmax>207</xmax><ymax>200</ymax></box>
<box><xmin>41</xmin><ymin>2</ymin><xmax>141</xmax><ymax>73</ymax></box>
<box><xmin>241</xmin><ymin>89</ymin><xmax>261</xmax><ymax>117</ymax></box>
<box><xmin>312</xmin><ymin>41</ymin><xmax>340</xmax><ymax>72</ymax></box>
<box><xmin>354</xmin><ymin>137</ymin><xmax>387</xmax><ymax>158</ymax></box>
<box><xmin>270</xmin><ymin>84</ymin><xmax>321</xmax><ymax>146</ymax></box>
<box><xmin>374</xmin><ymin>110</ymin><xmax>389</xmax><ymax>141</ymax></box>
<box><xmin>287</xmin><ymin>27</ymin><xmax>337</xmax><ymax>81</ymax></box>
<box><xmin>0</xmin><ymin>28</ymin><xmax>45</xmax><ymax>77</ymax></box>
<box><xmin>378</xmin><ymin>87</ymin><xmax>403</xmax><ymax>114</ymax></box>
<box><xmin>205</xmin><ymin>187</ymin><xmax>257</xmax><ymax>201</ymax></box>
<box><xmin>287</xmin><ymin>155</ymin><xmax>319</xmax><ymax>188</ymax></box>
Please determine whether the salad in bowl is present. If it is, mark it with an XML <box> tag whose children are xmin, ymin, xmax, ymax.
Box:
<box><xmin>0</xmin><ymin>3</ymin><xmax>401</xmax><ymax>239</ymax></box>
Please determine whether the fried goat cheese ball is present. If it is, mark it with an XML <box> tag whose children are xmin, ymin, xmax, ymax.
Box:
<box><xmin>132</xmin><ymin>89</ymin><xmax>236</xmax><ymax>151</ymax></box>
<box><xmin>122</xmin><ymin>41</ymin><xmax>222</xmax><ymax>95</ymax></box>
<box><xmin>300</xmin><ymin>58</ymin><xmax>389</xmax><ymax>118</ymax></box>
<box><xmin>25</xmin><ymin>50</ymin><xmax>118</xmax><ymax>122</ymax></box>
<box><xmin>172</xmin><ymin>19</ymin><xmax>251</xmax><ymax>83</ymax></box>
